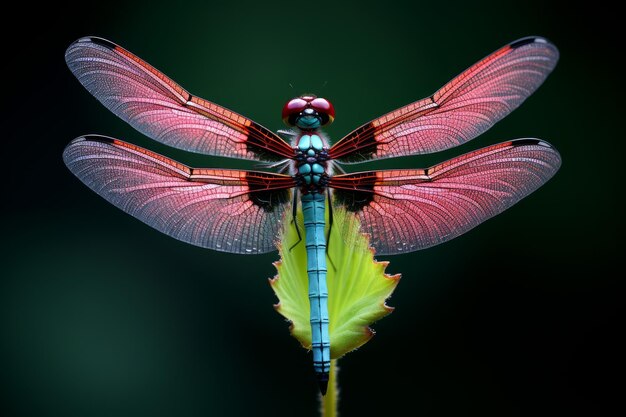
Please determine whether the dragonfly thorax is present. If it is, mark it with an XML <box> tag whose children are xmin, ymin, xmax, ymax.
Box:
<box><xmin>294</xmin><ymin>133</ymin><xmax>329</xmax><ymax>194</ymax></box>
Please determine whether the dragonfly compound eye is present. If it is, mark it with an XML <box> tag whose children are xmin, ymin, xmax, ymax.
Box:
<box><xmin>310</xmin><ymin>98</ymin><xmax>335</xmax><ymax>125</ymax></box>
<box><xmin>282</xmin><ymin>98</ymin><xmax>308</xmax><ymax>126</ymax></box>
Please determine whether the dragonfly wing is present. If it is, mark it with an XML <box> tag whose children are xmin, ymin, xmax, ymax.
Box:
<box><xmin>329</xmin><ymin>37</ymin><xmax>559</xmax><ymax>162</ymax></box>
<box><xmin>65</xmin><ymin>37</ymin><xmax>294</xmax><ymax>162</ymax></box>
<box><xmin>330</xmin><ymin>139</ymin><xmax>561</xmax><ymax>255</ymax></box>
<box><xmin>63</xmin><ymin>135</ymin><xmax>295</xmax><ymax>254</ymax></box>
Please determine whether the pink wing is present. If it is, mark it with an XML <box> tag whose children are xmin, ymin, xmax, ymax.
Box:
<box><xmin>63</xmin><ymin>135</ymin><xmax>295</xmax><ymax>254</ymax></box>
<box><xmin>330</xmin><ymin>139</ymin><xmax>561</xmax><ymax>255</ymax></box>
<box><xmin>329</xmin><ymin>37</ymin><xmax>559</xmax><ymax>163</ymax></box>
<box><xmin>65</xmin><ymin>37</ymin><xmax>294</xmax><ymax>162</ymax></box>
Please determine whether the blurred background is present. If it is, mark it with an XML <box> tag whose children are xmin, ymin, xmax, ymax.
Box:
<box><xmin>1</xmin><ymin>0</ymin><xmax>622</xmax><ymax>416</ymax></box>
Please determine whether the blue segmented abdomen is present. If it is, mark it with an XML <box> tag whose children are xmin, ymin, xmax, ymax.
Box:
<box><xmin>301</xmin><ymin>192</ymin><xmax>331</xmax><ymax>389</ymax></box>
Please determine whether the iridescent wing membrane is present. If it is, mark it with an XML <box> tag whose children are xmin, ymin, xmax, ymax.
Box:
<box><xmin>330</xmin><ymin>139</ymin><xmax>561</xmax><ymax>255</ymax></box>
<box><xmin>64</xmin><ymin>37</ymin><xmax>296</xmax><ymax>253</ymax></box>
<box><xmin>329</xmin><ymin>37</ymin><xmax>559</xmax><ymax>162</ymax></box>
<box><xmin>329</xmin><ymin>37</ymin><xmax>560</xmax><ymax>254</ymax></box>
<box><xmin>63</xmin><ymin>135</ymin><xmax>294</xmax><ymax>254</ymax></box>
<box><xmin>65</xmin><ymin>37</ymin><xmax>293</xmax><ymax>161</ymax></box>
<box><xmin>64</xmin><ymin>36</ymin><xmax>560</xmax><ymax>256</ymax></box>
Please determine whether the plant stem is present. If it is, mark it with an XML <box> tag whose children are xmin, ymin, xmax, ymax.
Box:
<box><xmin>320</xmin><ymin>359</ymin><xmax>338</xmax><ymax>417</ymax></box>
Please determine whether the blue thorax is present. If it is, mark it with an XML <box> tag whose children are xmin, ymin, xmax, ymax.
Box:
<box><xmin>295</xmin><ymin>132</ymin><xmax>329</xmax><ymax>194</ymax></box>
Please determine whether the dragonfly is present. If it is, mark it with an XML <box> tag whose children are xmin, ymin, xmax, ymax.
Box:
<box><xmin>63</xmin><ymin>36</ymin><xmax>560</xmax><ymax>394</ymax></box>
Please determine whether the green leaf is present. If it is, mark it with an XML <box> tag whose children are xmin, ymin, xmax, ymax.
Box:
<box><xmin>270</xmin><ymin>203</ymin><xmax>400</xmax><ymax>359</ymax></box>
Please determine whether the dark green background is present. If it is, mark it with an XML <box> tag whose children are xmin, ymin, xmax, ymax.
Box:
<box><xmin>2</xmin><ymin>1</ymin><xmax>622</xmax><ymax>416</ymax></box>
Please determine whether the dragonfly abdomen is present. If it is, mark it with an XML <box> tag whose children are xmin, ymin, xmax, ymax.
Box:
<box><xmin>301</xmin><ymin>192</ymin><xmax>331</xmax><ymax>395</ymax></box>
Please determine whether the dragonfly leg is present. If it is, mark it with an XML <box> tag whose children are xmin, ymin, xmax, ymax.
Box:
<box><xmin>325</xmin><ymin>189</ymin><xmax>337</xmax><ymax>272</ymax></box>
<box><xmin>289</xmin><ymin>191</ymin><xmax>302</xmax><ymax>251</ymax></box>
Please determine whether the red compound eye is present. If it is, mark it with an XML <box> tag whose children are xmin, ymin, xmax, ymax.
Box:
<box><xmin>282</xmin><ymin>98</ymin><xmax>308</xmax><ymax>125</ymax></box>
<box><xmin>310</xmin><ymin>98</ymin><xmax>335</xmax><ymax>124</ymax></box>
<box><xmin>282</xmin><ymin>95</ymin><xmax>336</xmax><ymax>126</ymax></box>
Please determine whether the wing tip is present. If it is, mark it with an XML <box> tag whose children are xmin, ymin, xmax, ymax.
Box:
<box><xmin>509</xmin><ymin>36</ymin><xmax>552</xmax><ymax>49</ymax></box>
<box><xmin>69</xmin><ymin>134</ymin><xmax>116</xmax><ymax>145</ymax></box>
<box><xmin>509</xmin><ymin>36</ymin><xmax>559</xmax><ymax>60</ymax></box>
<box><xmin>65</xmin><ymin>36</ymin><xmax>117</xmax><ymax>63</ymax></box>
<box><xmin>63</xmin><ymin>134</ymin><xmax>117</xmax><ymax>160</ymax></box>
<box><xmin>68</xmin><ymin>36</ymin><xmax>116</xmax><ymax>49</ymax></box>
<box><xmin>510</xmin><ymin>138</ymin><xmax>552</xmax><ymax>148</ymax></box>
<box><xmin>510</xmin><ymin>138</ymin><xmax>562</xmax><ymax>170</ymax></box>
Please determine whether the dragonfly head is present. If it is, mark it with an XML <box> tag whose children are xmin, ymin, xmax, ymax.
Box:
<box><xmin>282</xmin><ymin>94</ymin><xmax>335</xmax><ymax>130</ymax></box>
